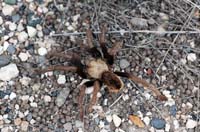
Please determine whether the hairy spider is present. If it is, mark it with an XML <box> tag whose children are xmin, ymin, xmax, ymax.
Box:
<box><xmin>36</xmin><ymin>24</ymin><xmax>167</xmax><ymax>120</ymax></box>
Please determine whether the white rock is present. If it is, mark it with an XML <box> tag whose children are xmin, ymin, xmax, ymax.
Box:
<box><xmin>18</xmin><ymin>31</ymin><xmax>28</xmax><ymax>42</ymax></box>
<box><xmin>21</xmin><ymin>95</ymin><xmax>30</xmax><ymax>101</ymax></box>
<box><xmin>29</xmin><ymin>96</ymin><xmax>34</xmax><ymax>102</ymax></box>
<box><xmin>106</xmin><ymin>115</ymin><xmax>112</xmax><ymax>123</ymax></box>
<box><xmin>67</xmin><ymin>25</ymin><xmax>74</xmax><ymax>31</ymax></box>
<box><xmin>122</xmin><ymin>94</ymin><xmax>129</xmax><ymax>101</ymax></box>
<box><xmin>30</xmin><ymin>119</ymin><xmax>36</xmax><ymax>124</ymax></box>
<box><xmin>9</xmin><ymin>92</ymin><xmax>17</xmax><ymax>100</ymax></box>
<box><xmin>143</xmin><ymin>116</ymin><xmax>150</xmax><ymax>125</ymax></box>
<box><xmin>19</xmin><ymin>76</ymin><xmax>31</xmax><ymax>86</ymax></box>
<box><xmin>2</xmin><ymin>4</ymin><xmax>14</xmax><ymax>16</ymax></box>
<box><xmin>21</xmin><ymin>121</ymin><xmax>29</xmax><ymax>131</ymax></box>
<box><xmin>72</xmin><ymin>14</ymin><xmax>80</xmax><ymax>22</ymax></box>
<box><xmin>57</xmin><ymin>75</ymin><xmax>66</xmax><ymax>84</ymax></box>
<box><xmin>9</xmin><ymin>22</ymin><xmax>17</xmax><ymax>31</ymax></box>
<box><xmin>15</xmin><ymin>104</ymin><xmax>19</xmax><ymax>110</ymax></box>
<box><xmin>0</xmin><ymin>46</ymin><xmax>3</xmax><ymax>55</ymax></box>
<box><xmin>186</xmin><ymin>119</ymin><xmax>197</xmax><ymax>129</ymax></box>
<box><xmin>85</xmin><ymin>87</ymin><xmax>94</xmax><ymax>94</ymax></box>
<box><xmin>115</xmin><ymin>128</ymin><xmax>125</xmax><ymax>132</ymax></box>
<box><xmin>144</xmin><ymin>92</ymin><xmax>151</xmax><ymax>100</ymax></box>
<box><xmin>180</xmin><ymin>58</ymin><xmax>187</xmax><ymax>65</ymax></box>
<box><xmin>165</xmin><ymin>123</ymin><xmax>170</xmax><ymax>131</ymax></box>
<box><xmin>0</xmin><ymin>63</ymin><xmax>19</xmax><ymax>81</ymax></box>
<box><xmin>112</xmin><ymin>114</ymin><xmax>121</xmax><ymax>127</ymax></box>
<box><xmin>18</xmin><ymin>111</ymin><xmax>25</xmax><ymax>118</ymax></box>
<box><xmin>30</xmin><ymin>102</ymin><xmax>37</xmax><ymax>107</ymax></box>
<box><xmin>190</xmin><ymin>41</ymin><xmax>195</xmax><ymax>48</ymax></box>
<box><xmin>164</xmin><ymin>98</ymin><xmax>175</xmax><ymax>106</ymax></box>
<box><xmin>3</xmin><ymin>41</ymin><xmax>10</xmax><ymax>51</ymax></box>
<box><xmin>44</xmin><ymin>95</ymin><xmax>51</xmax><ymax>102</ymax></box>
<box><xmin>99</xmin><ymin>120</ymin><xmax>105</xmax><ymax>128</ymax></box>
<box><xmin>38</xmin><ymin>47</ymin><xmax>47</xmax><ymax>56</ymax></box>
<box><xmin>17</xmin><ymin>23</ymin><xmax>24</xmax><ymax>31</ymax></box>
<box><xmin>186</xmin><ymin>102</ymin><xmax>193</xmax><ymax>108</ymax></box>
<box><xmin>0</xmin><ymin>16</ymin><xmax>3</xmax><ymax>25</ymax></box>
<box><xmin>187</xmin><ymin>53</ymin><xmax>197</xmax><ymax>62</ymax></box>
<box><xmin>173</xmin><ymin>119</ymin><xmax>179</xmax><ymax>130</ymax></box>
<box><xmin>18</xmin><ymin>52</ymin><xmax>28</xmax><ymax>61</ymax></box>
<box><xmin>27</xmin><ymin>26</ymin><xmax>37</xmax><ymax>37</ymax></box>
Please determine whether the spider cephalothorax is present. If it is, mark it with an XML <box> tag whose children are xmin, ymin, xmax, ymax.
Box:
<box><xmin>36</xmin><ymin>24</ymin><xmax>167</xmax><ymax>120</ymax></box>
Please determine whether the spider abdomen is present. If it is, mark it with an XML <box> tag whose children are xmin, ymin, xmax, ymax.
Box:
<box><xmin>87</xmin><ymin>59</ymin><xmax>109</xmax><ymax>79</ymax></box>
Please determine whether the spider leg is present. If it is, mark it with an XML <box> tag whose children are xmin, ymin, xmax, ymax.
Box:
<box><xmin>86</xmin><ymin>29</ymin><xmax>102</xmax><ymax>58</ymax></box>
<box><xmin>35</xmin><ymin>65</ymin><xmax>77</xmax><ymax>74</ymax></box>
<box><xmin>99</xmin><ymin>24</ymin><xmax>114</xmax><ymax>65</ymax></box>
<box><xmin>88</xmin><ymin>80</ymin><xmax>101</xmax><ymax>112</ymax></box>
<box><xmin>36</xmin><ymin>52</ymin><xmax>87</xmax><ymax>78</ymax></box>
<box><xmin>78</xmin><ymin>80</ymin><xmax>96</xmax><ymax>121</ymax></box>
<box><xmin>108</xmin><ymin>41</ymin><xmax>123</xmax><ymax>56</ymax></box>
<box><xmin>114</xmin><ymin>71</ymin><xmax>167</xmax><ymax>101</ymax></box>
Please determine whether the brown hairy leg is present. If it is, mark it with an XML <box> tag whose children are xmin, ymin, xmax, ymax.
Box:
<box><xmin>35</xmin><ymin>65</ymin><xmax>77</xmax><ymax>74</ymax></box>
<box><xmin>99</xmin><ymin>24</ymin><xmax>114</xmax><ymax>65</ymax></box>
<box><xmin>108</xmin><ymin>41</ymin><xmax>123</xmax><ymax>56</ymax></box>
<box><xmin>78</xmin><ymin>84</ymin><xmax>86</xmax><ymax>121</ymax></box>
<box><xmin>114</xmin><ymin>71</ymin><xmax>167</xmax><ymax>101</ymax></box>
<box><xmin>88</xmin><ymin>80</ymin><xmax>101</xmax><ymax>112</ymax></box>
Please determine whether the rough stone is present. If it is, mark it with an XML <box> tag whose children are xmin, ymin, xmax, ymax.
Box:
<box><xmin>0</xmin><ymin>63</ymin><xmax>19</xmax><ymax>81</ymax></box>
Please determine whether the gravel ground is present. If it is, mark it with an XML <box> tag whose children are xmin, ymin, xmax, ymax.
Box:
<box><xmin>0</xmin><ymin>0</ymin><xmax>200</xmax><ymax>132</ymax></box>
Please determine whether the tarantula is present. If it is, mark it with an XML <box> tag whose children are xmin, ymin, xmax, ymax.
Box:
<box><xmin>36</xmin><ymin>24</ymin><xmax>167</xmax><ymax>120</ymax></box>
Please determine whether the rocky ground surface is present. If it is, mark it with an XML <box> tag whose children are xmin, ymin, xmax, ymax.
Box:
<box><xmin>0</xmin><ymin>0</ymin><xmax>200</xmax><ymax>132</ymax></box>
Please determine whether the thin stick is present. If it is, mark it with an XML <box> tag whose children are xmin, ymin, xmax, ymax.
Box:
<box><xmin>50</xmin><ymin>30</ymin><xmax>200</xmax><ymax>37</ymax></box>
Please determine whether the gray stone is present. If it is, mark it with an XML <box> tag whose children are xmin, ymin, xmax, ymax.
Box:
<box><xmin>119</xmin><ymin>59</ymin><xmax>130</xmax><ymax>69</ymax></box>
<box><xmin>63</xmin><ymin>122</ymin><xmax>72</xmax><ymax>131</ymax></box>
<box><xmin>12</xmin><ymin>14</ymin><xmax>21</xmax><ymax>22</ymax></box>
<box><xmin>55</xmin><ymin>88</ymin><xmax>70</xmax><ymax>107</ymax></box>
<box><xmin>150</xmin><ymin>118</ymin><xmax>166</xmax><ymax>129</ymax></box>
<box><xmin>130</xmin><ymin>17</ymin><xmax>148</xmax><ymax>27</ymax></box>
<box><xmin>7</xmin><ymin>45</ymin><xmax>16</xmax><ymax>54</ymax></box>
<box><xmin>75</xmin><ymin>120</ymin><xmax>84</xmax><ymax>128</ymax></box>
<box><xmin>0</xmin><ymin>63</ymin><xmax>19</xmax><ymax>81</ymax></box>
<box><xmin>5</xmin><ymin>0</ymin><xmax>16</xmax><ymax>5</ymax></box>
<box><xmin>0</xmin><ymin>55</ymin><xmax>11</xmax><ymax>67</ymax></box>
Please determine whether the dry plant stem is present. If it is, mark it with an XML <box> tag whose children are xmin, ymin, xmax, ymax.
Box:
<box><xmin>78</xmin><ymin>84</ymin><xmax>86</xmax><ymax>121</ymax></box>
<box><xmin>51</xmin><ymin>30</ymin><xmax>200</xmax><ymax>37</ymax></box>
<box><xmin>35</xmin><ymin>66</ymin><xmax>77</xmax><ymax>73</ymax></box>
<box><xmin>88</xmin><ymin>81</ymin><xmax>100</xmax><ymax>112</ymax></box>
<box><xmin>47</xmin><ymin>52</ymin><xmax>73</xmax><ymax>60</ymax></box>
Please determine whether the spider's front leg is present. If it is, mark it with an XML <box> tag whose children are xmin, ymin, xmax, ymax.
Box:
<box><xmin>114</xmin><ymin>71</ymin><xmax>167</xmax><ymax>101</ymax></box>
<box><xmin>78</xmin><ymin>80</ymin><xmax>100</xmax><ymax>120</ymax></box>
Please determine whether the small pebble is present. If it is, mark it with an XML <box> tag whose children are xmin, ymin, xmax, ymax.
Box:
<box><xmin>27</xmin><ymin>26</ymin><xmax>37</xmax><ymax>37</ymax></box>
<box><xmin>44</xmin><ymin>95</ymin><xmax>51</xmax><ymax>102</ymax></box>
<box><xmin>150</xmin><ymin>118</ymin><xmax>166</xmax><ymax>129</ymax></box>
<box><xmin>30</xmin><ymin>102</ymin><xmax>37</xmax><ymax>107</ymax></box>
<box><xmin>173</xmin><ymin>119</ymin><xmax>179</xmax><ymax>130</ymax></box>
<box><xmin>63</xmin><ymin>122</ymin><xmax>72</xmax><ymax>131</ymax></box>
<box><xmin>18</xmin><ymin>31</ymin><xmax>28</xmax><ymax>42</ymax></box>
<box><xmin>0</xmin><ymin>55</ymin><xmax>11</xmax><ymax>67</ymax></box>
<box><xmin>9</xmin><ymin>92</ymin><xmax>16</xmax><ymax>100</ymax></box>
<box><xmin>14</xmin><ymin>118</ymin><xmax>22</xmax><ymax>126</ymax></box>
<box><xmin>19</xmin><ymin>76</ymin><xmax>31</xmax><ymax>86</ymax></box>
<box><xmin>169</xmin><ymin>105</ymin><xmax>177</xmax><ymax>116</ymax></box>
<box><xmin>55</xmin><ymin>88</ymin><xmax>70</xmax><ymax>107</ymax></box>
<box><xmin>186</xmin><ymin>119</ymin><xmax>197</xmax><ymax>129</ymax></box>
<box><xmin>2</xmin><ymin>4</ymin><xmax>15</xmax><ymax>16</ymax></box>
<box><xmin>57</xmin><ymin>75</ymin><xmax>66</xmax><ymax>84</ymax></box>
<box><xmin>12</xmin><ymin>14</ymin><xmax>21</xmax><ymax>22</ymax></box>
<box><xmin>165</xmin><ymin>123</ymin><xmax>170</xmax><ymax>131</ymax></box>
<box><xmin>75</xmin><ymin>120</ymin><xmax>84</xmax><ymax>128</ymax></box>
<box><xmin>38</xmin><ymin>47</ymin><xmax>47</xmax><ymax>56</ymax></box>
<box><xmin>130</xmin><ymin>17</ymin><xmax>148</xmax><ymax>27</ymax></box>
<box><xmin>20</xmin><ymin>121</ymin><xmax>29</xmax><ymax>131</ymax></box>
<box><xmin>7</xmin><ymin>45</ymin><xmax>16</xmax><ymax>54</ymax></box>
<box><xmin>5</xmin><ymin>0</ymin><xmax>17</xmax><ymax>5</ymax></box>
<box><xmin>0</xmin><ymin>16</ymin><xmax>3</xmax><ymax>25</ymax></box>
<box><xmin>18</xmin><ymin>52</ymin><xmax>28</xmax><ymax>61</ymax></box>
<box><xmin>187</xmin><ymin>53</ymin><xmax>197</xmax><ymax>62</ymax></box>
<box><xmin>112</xmin><ymin>114</ymin><xmax>122</xmax><ymax>127</ymax></box>
<box><xmin>9</xmin><ymin>22</ymin><xmax>17</xmax><ymax>31</ymax></box>
<box><xmin>143</xmin><ymin>116</ymin><xmax>150</xmax><ymax>125</ymax></box>
<box><xmin>0</xmin><ymin>63</ymin><xmax>19</xmax><ymax>81</ymax></box>
<box><xmin>106</xmin><ymin>115</ymin><xmax>112</xmax><ymax>123</ymax></box>
<box><xmin>119</xmin><ymin>59</ymin><xmax>130</xmax><ymax>69</ymax></box>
